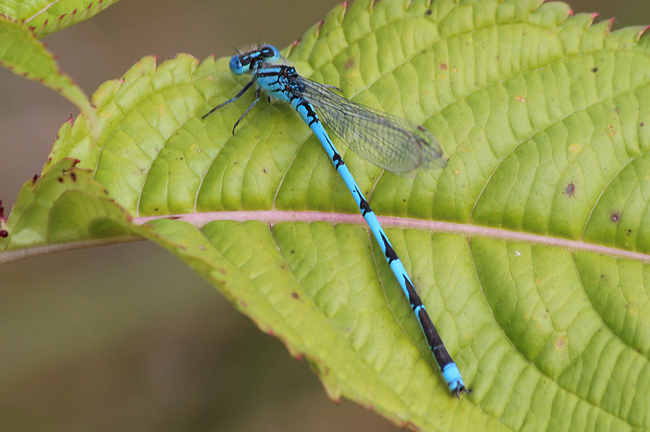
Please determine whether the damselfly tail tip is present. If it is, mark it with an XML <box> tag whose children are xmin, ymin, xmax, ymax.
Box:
<box><xmin>452</xmin><ymin>385</ymin><xmax>471</xmax><ymax>399</ymax></box>
<box><xmin>442</xmin><ymin>364</ymin><xmax>467</xmax><ymax>398</ymax></box>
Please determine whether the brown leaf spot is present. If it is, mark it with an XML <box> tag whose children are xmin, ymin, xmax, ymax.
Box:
<box><xmin>564</xmin><ymin>182</ymin><xmax>575</xmax><ymax>197</ymax></box>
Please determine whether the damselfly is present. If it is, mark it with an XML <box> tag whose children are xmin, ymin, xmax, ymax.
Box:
<box><xmin>203</xmin><ymin>45</ymin><xmax>468</xmax><ymax>397</ymax></box>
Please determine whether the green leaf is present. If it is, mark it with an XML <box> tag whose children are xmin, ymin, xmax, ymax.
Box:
<box><xmin>2</xmin><ymin>0</ymin><xmax>650</xmax><ymax>430</ymax></box>
<box><xmin>0</xmin><ymin>0</ymin><xmax>121</xmax><ymax>37</ymax></box>
<box><xmin>0</xmin><ymin>159</ymin><xmax>136</xmax><ymax>261</ymax></box>
<box><xmin>0</xmin><ymin>15</ymin><xmax>96</xmax><ymax>122</ymax></box>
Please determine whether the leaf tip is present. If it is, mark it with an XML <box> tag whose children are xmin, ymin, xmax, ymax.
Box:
<box><xmin>286</xmin><ymin>39</ymin><xmax>302</xmax><ymax>57</ymax></box>
<box><xmin>640</xmin><ymin>25</ymin><xmax>650</xmax><ymax>39</ymax></box>
<box><xmin>315</xmin><ymin>19</ymin><xmax>325</xmax><ymax>35</ymax></box>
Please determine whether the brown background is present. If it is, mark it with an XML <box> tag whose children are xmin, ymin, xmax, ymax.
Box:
<box><xmin>1</xmin><ymin>0</ymin><xmax>648</xmax><ymax>430</ymax></box>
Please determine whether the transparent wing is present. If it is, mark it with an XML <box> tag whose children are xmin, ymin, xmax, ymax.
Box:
<box><xmin>295</xmin><ymin>76</ymin><xmax>446</xmax><ymax>175</ymax></box>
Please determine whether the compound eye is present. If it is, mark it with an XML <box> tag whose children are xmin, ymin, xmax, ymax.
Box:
<box><xmin>229</xmin><ymin>55</ymin><xmax>245</xmax><ymax>75</ymax></box>
<box><xmin>260</xmin><ymin>45</ymin><xmax>280</xmax><ymax>61</ymax></box>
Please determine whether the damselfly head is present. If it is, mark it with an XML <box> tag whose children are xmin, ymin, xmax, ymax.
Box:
<box><xmin>229</xmin><ymin>45</ymin><xmax>281</xmax><ymax>75</ymax></box>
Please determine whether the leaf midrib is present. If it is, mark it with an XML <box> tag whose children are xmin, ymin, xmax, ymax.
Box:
<box><xmin>134</xmin><ymin>210</ymin><xmax>650</xmax><ymax>261</ymax></box>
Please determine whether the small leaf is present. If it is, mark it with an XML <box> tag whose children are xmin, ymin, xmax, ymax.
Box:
<box><xmin>0</xmin><ymin>16</ymin><xmax>96</xmax><ymax>123</ymax></box>
<box><xmin>0</xmin><ymin>0</ymin><xmax>121</xmax><ymax>38</ymax></box>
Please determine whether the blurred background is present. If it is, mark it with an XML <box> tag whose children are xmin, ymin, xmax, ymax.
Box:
<box><xmin>1</xmin><ymin>0</ymin><xmax>649</xmax><ymax>430</ymax></box>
